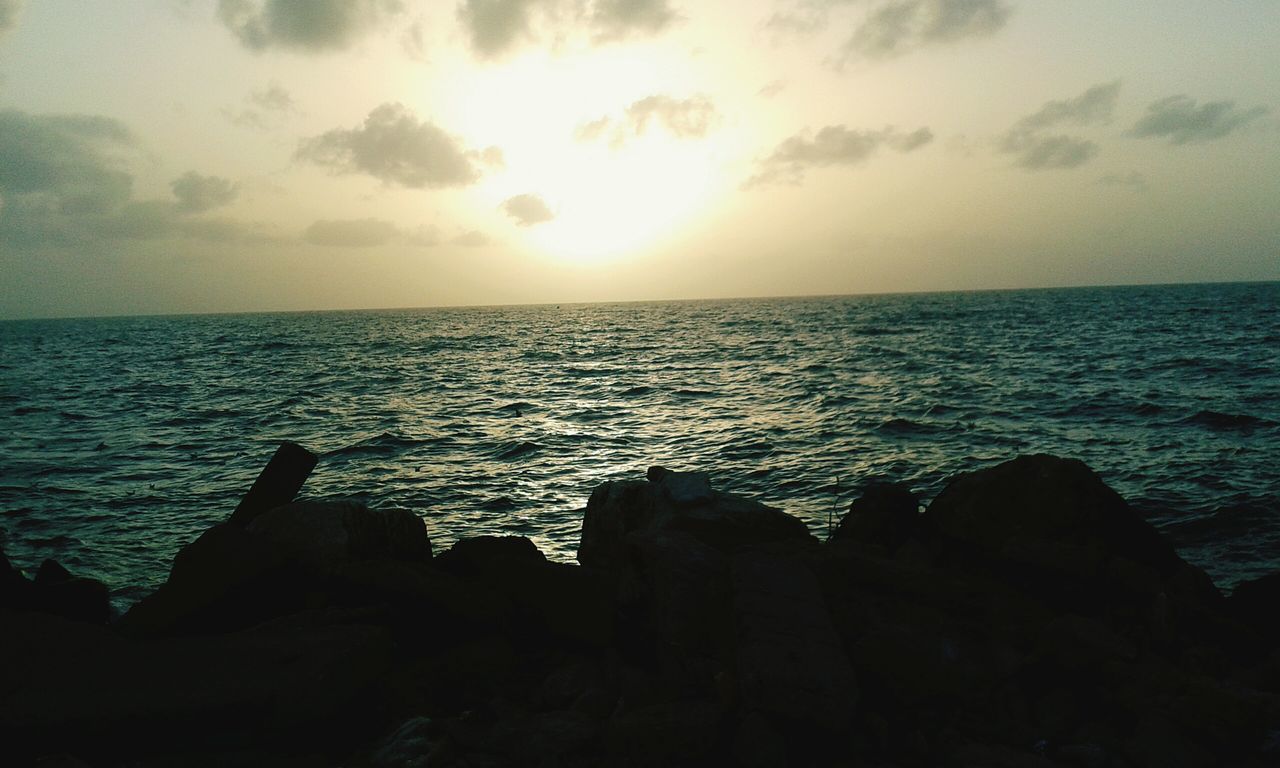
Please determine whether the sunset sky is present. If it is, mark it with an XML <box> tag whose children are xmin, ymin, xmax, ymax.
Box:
<box><xmin>1</xmin><ymin>0</ymin><xmax>1277</xmax><ymax>319</ymax></box>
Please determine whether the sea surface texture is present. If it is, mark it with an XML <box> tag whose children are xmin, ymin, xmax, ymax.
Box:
<box><xmin>1</xmin><ymin>282</ymin><xmax>1277</xmax><ymax>607</ymax></box>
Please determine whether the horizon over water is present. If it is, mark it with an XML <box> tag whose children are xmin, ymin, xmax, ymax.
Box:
<box><xmin>1</xmin><ymin>280</ymin><xmax>1277</xmax><ymax>609</ymax></box>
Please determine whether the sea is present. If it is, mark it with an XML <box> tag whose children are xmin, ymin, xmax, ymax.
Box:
<box><xmin>1</xmin><ymin>281</ymin><xmax>1277</xmax><ymax>609</ymax></box>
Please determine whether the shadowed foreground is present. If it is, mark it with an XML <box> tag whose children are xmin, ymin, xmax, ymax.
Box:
<box><xmin>2</xmin><ymin>452</ymin><xmax>1278</xmax><ymax>767</ymax></box>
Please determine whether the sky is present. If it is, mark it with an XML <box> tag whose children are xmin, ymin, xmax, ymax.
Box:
<box><xmin>0</xmin><ymin>0</ymin><xmax>1277</xmax><ymax>319</ymax></box>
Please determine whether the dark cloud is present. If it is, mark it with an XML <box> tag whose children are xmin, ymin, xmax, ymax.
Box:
<box><xmin>578</xmin><ymin>94</ymin><xmax>717</xmax><ymax>146</ymax></box>
<box><xmin>217</xmin><ymin>0</ymin><xmax>404</xmax><ymax>53</ymax></box>
<box><xmin>0</xmin><ymin>109</ymin><xmax>134</xmax><ymax>216</ymax></box>
<box><xmin>1000</xmin><ymin>82</ymin><xmax>1119</xmax><ymax>170</ymax></box>
<box><xmin>0</xmin><ymin>0</ymin><xmax>22</xmax><ymax>36</ymax></box>
<box><xmin>171</xmin><ymin>172</ymin><xmax>239</xmax><ymax>214</ymax></box>
<box><xmin>296</xmin><ymin>103</ymin><xmax>498</xmax><ymax>188</ymax></box>
<box><xmin>0</xmin><ymin>109</ymin><xmax>273</xmax><ymax>249</ymax></box>
<box><xmin>744</xmin><ymin>123</ymin><xmax>933</xmax><ymax>187</ymax></box>
<box><xmin>501</xmin><ymin>194</ymin><xmax>555</xmax><ymax>226</ymax></box>
<box><xmin>844</xmin><ymin>0</ymin><xmax>1012</xmax><ymax>59</ymax></box>
<box><xmin>1130</xmin><ymin>95</ymin><xmax>1269</xmax><ymax>144</ymax></box>
<box><xmin>458</xmin><ymin>0</ymin><xmax>679</xmax><ymax>58</ymax></box>
<box><xmin>590</xmin><ymin>0</ymin><xmax>680</xmax><ymax>42</ymax></box>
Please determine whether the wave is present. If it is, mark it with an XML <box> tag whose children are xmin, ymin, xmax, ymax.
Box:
<box><xmin>492</xmin><ymin>440</ymin><xmax>542</xmax><ymax>461</ymax></box>
<box><xmin>325</xmin><ymin>432</ymin><xmax>439</xmax><ymax>458</ymax></box>
<box><xmin>1182</xmin><ymin>410</ymin><xmax>1275</xmax><ymax>432</ymax></box>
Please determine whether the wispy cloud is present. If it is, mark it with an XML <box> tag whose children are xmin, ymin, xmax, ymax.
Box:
<box><xmin>458</xmin><ymin>0</ymin><xmax>680</xmax><ymax>59</ymax></box>
<box><xmin>171</xmin><ymin>172</ymin><xmax>238</xmax><ymax>214</ymax></box>
<box><xmin>999</xmin><ymin>81</ymin><xmax>1120</xmax><ymax>170</ymax></box>
<box><xmin>576</xmin><ymin>94</ymin><xmax>718</xmax><ymax>147</ymax></box>
<box><xmin>1130</xmin><ymin>95</ymin><xmax>1269</xmax><ymax>145</ymax></box>
<box><xmin>744</xmin><ymin>123</ymin><xmax>933</xmax><ymax>187</ymax></box>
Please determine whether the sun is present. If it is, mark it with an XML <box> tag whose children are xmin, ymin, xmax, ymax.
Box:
<box><xmin>518</xmin><ymin>135</ymin><xmax>721</xmax><ymax>262</ymax></box>
<box><xmin>432</xmin><ymin>45</ymin><xmax>734</xmax><ymax>263</ymax></box>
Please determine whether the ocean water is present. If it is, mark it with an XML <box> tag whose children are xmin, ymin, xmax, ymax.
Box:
<box><xmin>1</xmin><ymin>282</ymin><xmax>1277</xmax><ymax>607</ymax></box>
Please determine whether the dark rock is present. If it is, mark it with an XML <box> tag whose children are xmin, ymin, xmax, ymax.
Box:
<box><xmin>923</xmin><ymin>454</ymin><xmax>1221</xmax><ymax>609</ymax></box>
<box><xmin>578</xmin><ymin>474</ymin><xmax>814</xmax><ymax>569</ymax></box>
<box><xmin>30</xmin><ymin>559</ymin><xmax>111</xmax><ymax>625</ymax></box>
<box><xmin>433</xmin><ymin>535</ymin><xmax>546</xmax><ymax>577</ymax></box>
<box><xmin>731</xmin><ymin>549</ymin><xmax>857</xmax><ymax>733</ymax></box>
<box><xmin>0</xmin><ymin>543</ymin><xmax>35</xmax><ymax>610</ymax></box>
<box><xmin>369</xmin><ymin>716</ymin><xmax>437</xmax><ymax>768</ymax></box>
<box><xmin>603</xmin><ymin>699</ymin><xmax>723</xmax><ymax>764</ymax></box>
<box><xmin>1229</xmin><ymin>571</ymin><xmax>1280</xmax><ymax>643</ymax></box>
<box><xmin>832</xmin><ymin>481</ymin><xmax>919</xmax><ymax>551</ymax></box>
<box><xmin>246</xmin><ymin>501</ymin><xmax>431</xmax><ymax>568</ymax></box>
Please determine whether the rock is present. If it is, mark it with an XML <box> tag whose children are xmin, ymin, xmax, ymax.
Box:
<box><xmin>31</xmin><ymin>559</ymin><xmax>111</xmax><ymax>625</ymax></box>
<box><xmin>0</xmin><ymin>543</ymin><xmax>35</xmax><ymax>610</ymax></box>
<box><xmin>120</xmin><ymin>522</ymin><xmax>302</xmax><ymax>636</ymax></box>
<box><xmin>832</xmin><ymin>481</ymin><xmax>919</xmax><ymax>551</ymax></box>
<box><xmin>922</xmin><ymin>454</ymin><xmax>1221</xmax><ymax>609</ymax></box>
<box><xmin>369</xmin><ymin>716</ymin><xmax>437</xmax><ymax>768</ymax></box>
<box><xmin>603</xmin><ymin>700</ymin><xmax>723</xmax><ymax>765</ymax></box>
<box><xmin>433</xmin><ymin>535</ymin><xmax>546</xmax><ymax>577</ymax></box>
<box><xmin>246</xmin><ymin>501</ymin><xmax>431</xmax><ymax>569</ymax></box>
<box><xmin>578</xmin><ymin>473</ymin><xmax>814</xmax><ymax>570</ymax></box>
<box><xmin>731</xmin><ymin>549</ymin><xmax>858</xmax><ymax>734</ymax></box>
<box><xmin>1229</xmin><ymin>571</ymin><xmax>1280</xmax><ymax>644</ymax></box>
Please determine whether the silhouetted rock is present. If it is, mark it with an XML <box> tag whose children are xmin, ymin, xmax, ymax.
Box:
<box><xmin>434</xmin><ymin>535</ymin><xmax>545</xmax><ymax>577</ymax></box>
<box><xmin>247</xmin><ymin>501</ymin><xmax>432</xmax><ymax>568</ymax></box>
<box><xmin>923</xmin><ymin>454</ymin><xmax>1221</xmax><ymax>611</ymax></box>
<box><xmin>0</xmin><ymin>543</ymin><xmax>34</xmax><ymax>610</ymax></box>
<box><xmin>578</xmin><ymin>473</ymin><xmax>814</xmax><ymax>570</ymax></box>
<box><xmin>31</xmin><ymin>559</ymin><xmax>111</xmax><ymax>625</ymax></box>
<box><xmin>1230</xmin><ymin>572</ymin><xmax>1280</xmax><ymax>644</ymax></box>
<box><xmin>832</xmin><ymin>480</ymin><xmax>919</xmax><ymax>550</ymax></box>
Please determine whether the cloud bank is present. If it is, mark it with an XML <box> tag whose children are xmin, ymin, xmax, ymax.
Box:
<box><xmin>1130</xmin><ymin>95</ymin><xmax>1269</xmax><ymax>144</ymax></box>
<box><xmin>501</xmin><ymin>194</ymin><xmax>555</xmax><ymax>226</ymax></box>
<box><xmin>217</xmin><ymin>0</ymin><xmax>404</xmax><ymax>53</ymax></box>
<box><xmin>458</xmin><ymin>0</ymin><xmax>680</xmax><ymax>58</ymax></box>
<box><xmin>297</xmin><ymin>103</ymin><xmax>501</xmax><ymax>189</ymax></box>
<box><xmin>745</xmin><ymin>123</ymin><xmax>933</xmax><ymax>187</ymax></box>
<box><xmin>1000</xmin><ymin>81</ymin><xmax>1120</xmax><ymax>170</ymax></box>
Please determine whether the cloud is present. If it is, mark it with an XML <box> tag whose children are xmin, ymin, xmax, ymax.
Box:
<box><xmin>1130</xmin><ymin>95</ymin><xmax>1269</xmax><ymax>145</ymax></box>
<box><xmin>458</xmin><ymin>0</ymin><xmax>680</xmax><ymax>58</ymax></box>
<box><xmin>501</xmin><ymin>194</ymin><xmax>555</xmax><ymax>226</ymax></box>
<box><xmin>217</xmin><ymin>0</ymin><xmax>404</xmax><ymax>53</ymax></box>
<box><xmin>296</xmin><ymin>103</ymin><xmax>499</xmax><ymax>188</ymax></box>
<box><xmin>590</xmin><ymin>0</ymin><xmax>680</xmax><ymax>42</ymax></box>
<box><xmin>453</xmin><ymin>229</ymin><xmax>491</xmax><ymax>247</ymax></box>
<box><xmin>999</xmin><ymin>82</ymin><xmax>1119</xmax><ymax>170</ymax></box>
<box><xmin>577</xmin><ymin>94</ymin><xmax>718</xmax><ymax>146</ymax></box>
<box><xmin>171</xmin><ymin>172</ymin><xmax>239</xmax><ymax>214</ymax></box>
<box><xmin>303</xmin><ymin>217</ymin><xmax>400</xmax><ymax>247</ymax></box>
<box><xmin>744</xmin><ymin>123</ymin><xmax>933</xmax><ymax>187</ymax></box>
<box><xmin>758</xmin><ymin>80</ymin><xmax>787</xmax><ymax>99</ymax></box>
<box><xmin>843</xmin><ymin>0</ymin><xmax>1013</xmax><ymax>59</ymax></box>
<box><xmin>0</xmin><ymin>109</ymin><xmax>134</xmax><ymax>216</ymax></box>
<box><xmin>225</xmin><ymin>83</ymin><xmax>298</xmax><ymax>130</ymax></box>
<box><xmin>0</xmin><ymin>0</ymin><xmax>22</xmax><ymax>36</ymax></box>
<box><xmin>0</xmin><ymin>109</ymin><xmax>276</xmax><ymax>249</ymax></box>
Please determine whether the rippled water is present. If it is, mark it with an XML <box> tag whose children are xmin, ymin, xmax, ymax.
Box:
<box><xmin>1</xmin><ymin>282</ymin><xmax>1277</xmax><ymax>605</ymax></box>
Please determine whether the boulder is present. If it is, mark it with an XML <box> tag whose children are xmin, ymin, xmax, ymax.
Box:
<box><xmin>122</xmin><ymin>503</ymin><xmax>431</xmax><ymax>637</ymax></box>
<box><xmin>578</xmin><ymin>471</ymin><xmax>814</xmax><ymax>570</ymax></box>
<box><xmin>246</xmin><ymin>501</ymin><xmax>431</xmax><ymax>569</ymax></box>
<box><xmin>922</xmin><ymin>454</ymin><xmax>1221</xmax><ymax>608</ymax></box>
<box><xmin>1228</xmin><ymin>572</ymin><xmax>1280</xmax><ymax>644</ymax></box>
<box><xmin>832</xmin><ymin>481</ymin><xmax>920</xmax><ymax>551</ymax></box>
<box><xmin>0</xmin><ymin>543</ymin><xmax>35</xmax><ymax>610</ymax></box>
<box><xmin>32</xmin><ymin>559</ymin><xmax>111</xmax><ymax>625</ymax></box>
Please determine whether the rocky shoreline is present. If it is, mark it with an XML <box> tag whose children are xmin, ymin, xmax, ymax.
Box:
<box><xmin>2</xmin><ymin>447</ymin><xmax>1278</xmax><ymax>767</ymax></box>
